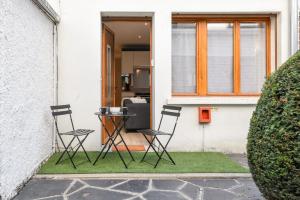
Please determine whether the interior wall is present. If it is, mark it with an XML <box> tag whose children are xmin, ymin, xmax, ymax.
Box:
<box><xmin>58</xmin><ymin>0</ymin><xmax>290</xmax><ymax>152</ymax></box>
<box><xmin>121</xmin><ymin>51</ymin><xmax>150</xmax><ymax>74</ymax></box>
<box><xmin>0</xmin><ymin>0</ymin><xmax>55</xmax><ymax>199</ymax></box>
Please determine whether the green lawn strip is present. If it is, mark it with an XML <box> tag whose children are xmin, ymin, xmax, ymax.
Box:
<box><xmin>38</xmin><ymin>152</ymin><xmax>249</xmax><ymax>174</ymax></box>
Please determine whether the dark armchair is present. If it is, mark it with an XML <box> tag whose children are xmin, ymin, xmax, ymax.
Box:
<box><xmin>123</xmin><ymin>99</ymin><xmax>150</xmax><ymax>131</ymax></box>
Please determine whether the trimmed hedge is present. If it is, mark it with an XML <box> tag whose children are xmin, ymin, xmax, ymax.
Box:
<box><xmin>247</xmin><ymin>51</ymin><xmax>300</xmax><ymax>200</ymax></box>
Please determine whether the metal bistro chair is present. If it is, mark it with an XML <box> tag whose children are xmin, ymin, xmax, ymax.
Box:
<box><xmin>138</xmin><ymin>105</ymin><xmax>182</xmax><ymax>168</ymax></box>
<box><xmin>50</xmin><ymin>104</ymin><xmax>94</xmax><ymax>168</ymax></box>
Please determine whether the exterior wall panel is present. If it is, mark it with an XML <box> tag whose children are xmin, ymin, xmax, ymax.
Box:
<box><xmin>0</xmin><ymin>0</ymin><xmax>54</xmax><ymax>199</ymax></box>
<box><xmin>58</xmin><ymin>0</ymin><xmax>290</xmax><ymax>153</ymax></box>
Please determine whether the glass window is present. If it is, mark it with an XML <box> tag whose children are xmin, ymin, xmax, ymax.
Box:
<box><xmin>207</xmin><ymin>23</ymin><xmax>234</xmax><ymax>93</ymax></box>
<box><xmin>240</xmin><ymin>22</ymin><xmax>266</xmax><ymax>93</ymax></box>
<box><xmin>171</xmin><ymin>17</ymin><xmax>270</xmax><ymax>96</ymax></box>
<box><xmin>172</xmin><ymin>23</ymin><xmax>197</xmax><ymax>93</ymax></box>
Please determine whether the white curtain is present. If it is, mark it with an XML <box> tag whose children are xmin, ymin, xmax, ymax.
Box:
<box><xmin>240</xmin><ymin>23</ymin><xmax>266</xmax><ymax>93</ymax></box>
<box><xmin>207</xmin><ymin>23</ymin><xmax>234</xmax><ymax>93</ymax></box>
<box><xmin>172</xmin><ymin>23</ymin><xmax>196</xmax><ymax>93</ymax></box>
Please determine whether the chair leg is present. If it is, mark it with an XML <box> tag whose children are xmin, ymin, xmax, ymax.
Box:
<box><xmin>157</xmin><ymin>137</ymin><xmax>176</xmax><ymax>165</ymax></box>
<box><xmin>56</xmin><ymin>135</ymin><xmax>77</xmax><ymax>168</ymax></box>
<box><xmin>154</xmin><ymin>151</ymin><xmax>164</xmax><ymax>168</ymax></box>
<box><xmin>71</xmin><ymin>135</ymin><xmax>91</xmax><ymax>162</ymax></box>
<box><xmin>140</xmin><ymin>140</ymin><xmax>152</xmax><ymax>162</ymax></box>
<box><xmin>140</xmin><ymin>135</ymin><xmax>161</xmax><ymax>162</ymax></box>
<box><xmin>153</xmin><ymin>146</ymin><xmax>174</xmax><ymax>168</ymax></box>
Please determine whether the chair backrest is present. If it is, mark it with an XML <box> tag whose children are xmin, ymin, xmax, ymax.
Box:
<box><xmin>158</xmin><ymin>105</ymin><xmax>182</xmax><ymax>135</ymax></box>
<box><xmin>50</xmin><ymin>104</ymin><xmax>75</xmax><ymax>133</ymax></box>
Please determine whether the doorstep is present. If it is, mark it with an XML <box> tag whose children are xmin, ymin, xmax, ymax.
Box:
<box><xmin>34</xmin><ymin>173</ymin><xmax>252</xmax><ymax>179</ymax></box>
<box><xmin>112</xmin><ymin>145</ymin><xmax>146</xmax><ymax>151</ymax></box>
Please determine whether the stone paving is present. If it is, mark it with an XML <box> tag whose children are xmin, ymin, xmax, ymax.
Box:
<box><xmin>14</xmin><ymin>178</ymin><xmax>264</xmax><ymax>200</ymax></box>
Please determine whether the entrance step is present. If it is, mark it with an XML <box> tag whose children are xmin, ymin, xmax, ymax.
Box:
<box><xmin>112</xmin><ymin>145</ymin><xmax>145</xmax><ymax>152</ymax></box>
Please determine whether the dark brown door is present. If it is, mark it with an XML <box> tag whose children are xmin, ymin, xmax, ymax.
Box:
<box><xmin>101</xmin><ymin>24</ymin><xmax>115</xmax><ymax>143</ymax></box>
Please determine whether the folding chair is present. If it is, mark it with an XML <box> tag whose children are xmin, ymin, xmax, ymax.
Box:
<box><xmin>50</xmin><ymin>104</ymin><xmax>94</xmax><ymax>168</ymax></box>
<box><xmin>138</xmin><ymin>105</ymin><xmax>182</xmax><ymax>168</ymax></box>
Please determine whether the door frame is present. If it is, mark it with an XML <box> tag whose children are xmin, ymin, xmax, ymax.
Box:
<box><xmin>101</xmin><ymin>24</ymin><xmax>115</xmax><ymax>143</ymax></box>
<box><xmin>101</xmin><ymin>17</ymin><xmax>153</xmax><ymax>144</ymax></box>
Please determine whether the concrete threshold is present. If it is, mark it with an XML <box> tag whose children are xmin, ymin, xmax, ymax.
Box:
<box><xmin>35</xmin><ymin>173</ymin><xmax>252</xmax><ymax>179</ymax></box>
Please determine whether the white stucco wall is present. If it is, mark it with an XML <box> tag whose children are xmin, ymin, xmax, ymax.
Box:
<box><xmin>164</xmin><ymin>105</ymin><xmax>254</xmax><ymax>153</ymax></box>
<box><xmin>58</xmin><ymin>0</ymin><xmax>290</xmax><ymax>153</ymax></box>
<box><xmin>46</xmin><ymin>0</ymin><xmax>60</xmax><ymax>15</ymax></box>
<box><xmin>0</xmin><ymin>0</ymin><xmax>55</xmax><ymax>199</ymax></box>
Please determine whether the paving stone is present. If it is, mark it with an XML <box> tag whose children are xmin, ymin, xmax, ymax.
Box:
<box><xmin>38</xmin><ymin>196</ymin><xmax>64</xmax><ymax>200</ymax></box>
<box><xmin>237</xmin><ymin>178</ymin><xmax>258</xmax><ymax>188</ymax></box>
<box><xmin>68</xmin><ymin>187</ymin><xmax>133</xmax><ymax>200</ymax></box>
<box><xmin>112</xmin><ymin>180</ymin><xmax>149</xmax><ymax>193</ymax></box>
<box><xmin>152</xmin><ymin>179</ymin><xmax>184</xmax><ymax>190</ymax></box>
<box><xmin>185</xmin><ymin>179</ymin><xmax>238</xmax><ymax>189</ymax></box>
<box><xmin>203</xmin><ymin>188</ymin><xmax>239</xmax><ymax>200</ymax></box>
<box><xmin>204</xmin><ymin>179</ymin><xmax>238</xmax><ymax>189</ymax></box>
<box><xmin>131</xmin><ymin>197</ymin><xmax>144</xmax><ymax>200</ymax></box>
<box><xmin>183</xmin><ymin>179</ymin><xmax>206</xmax><ymax>187</ymax></box>
<box><xmin>143</xmin><ymin>190</ymin><xmax>186</xmax><ymax>200</ymax></box>
<box><xmin>14</xmin><ymin>178</ymin><xmax>264</xmax><ymax>200</ymax></box>
<box><xmin>14</xmin><ymin>179</ymin><xmax>71</xmax><ymax>200</ymax></box>
<box><xmin>180</xmin><ymin>183</ymin><xmax>200</xmax><ymax>199</ymax></box>
<box><xmin>67</xmin><ymin>181</ymin><xmax>85</xmax><ymax>194</ymax></box>
<box><xmin>231</xmin><ymin>185</ymin><xmax>265</xmax><ymax>200</ymax></box>
<box><xmin>84</xmin><ymin>179</ymin><xmax>126</xmax><ymax>188</ymax></box>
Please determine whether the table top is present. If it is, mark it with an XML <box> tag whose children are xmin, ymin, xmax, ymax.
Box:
<box><xmin>94</xmin><ymin>112</ymin><xmax>136</xmax><ymax>117</ymax></box>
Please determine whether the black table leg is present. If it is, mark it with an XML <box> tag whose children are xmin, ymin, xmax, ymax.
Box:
<box><xmin>110</xmin><ymin>116</ymin><xmax>135</xmax><ymax>161</ymax></box>
<box><xmin>93</xmin><ymin>114</ymin><xmax>132</xmax><ymax>168</ymax></box>
<box><xmin>93</xmin><ymin>116</ymin><xmax>115</xmax><ymax>165</ymax></box>
<box><xmin>102</xmin><ymin>117</ymin><xmax>124</xmax><ymax>159</ymax></box>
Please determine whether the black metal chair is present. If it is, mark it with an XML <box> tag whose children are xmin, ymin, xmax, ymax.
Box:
<box><xmin>138</xmin><ymin>105</ymin><xmax>182</xmax><ymax>168</ymax></box>
<box><xmin>50</xmin><ymin>104</ymin><xmax>94</xmax><ymax>168</ymax></box>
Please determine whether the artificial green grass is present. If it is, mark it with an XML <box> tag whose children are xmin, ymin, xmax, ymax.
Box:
<box><xmin>38</xmin><ymin>152</ymin><xmax>248</xmax><ymax>174</ymax></box>
<box><xmin>38</xmin><ymin>152</ymin><xmax>249</xmax><ymax>174</ymax></box>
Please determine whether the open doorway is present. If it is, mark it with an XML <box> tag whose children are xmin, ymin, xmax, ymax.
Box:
<box><xmin>101</xmin><ymin>17</ymin><xmax>152</xmax><ymax>151</ymax></box>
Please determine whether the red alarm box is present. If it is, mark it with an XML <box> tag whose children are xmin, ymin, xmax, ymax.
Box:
<box><xmin>199</xmin><ymin>107</ymin><xmax>211</xmax><ymax>123</ymax></box>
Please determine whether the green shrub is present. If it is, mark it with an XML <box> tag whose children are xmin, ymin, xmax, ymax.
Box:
<box><xmin>247</xmin><ymin>51</ymin><xmax>300</xmax><ymax>200</ymax></box>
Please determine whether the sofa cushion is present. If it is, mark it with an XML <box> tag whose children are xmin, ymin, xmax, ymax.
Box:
<box><xmin>130</xmin><ymin>97</ymin><xmax>147</xmax><ymax>103</ymax></box>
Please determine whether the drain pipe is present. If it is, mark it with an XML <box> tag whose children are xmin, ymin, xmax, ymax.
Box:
<box><xmin>31</xmin><ymin>0</ymin><xmax>60</xmax><ymax>23</ymax></box>
<box><xmin>31</xmin><ymin>0</ymin><xmax>61</xmax><ymax>152</ymax></box>
<box><xmin>290</xmin><ymin>0</ymin><xmax>299</xmax><ymax>55</ymax></box>
<box><xmin>52</xmin><ymin>24</ymin><xmax>59</xmax><ymax>152</ymax></box>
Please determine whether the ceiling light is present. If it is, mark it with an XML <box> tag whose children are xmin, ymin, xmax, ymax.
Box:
<box><xmin>144</xmin><ymin>22</ymin><xmax>148</xmax><ymax>26</ymax></box>
<box><xmin>138</xmin><ymin>35</ymin><xmax>142</xmax><ymax>39</ymax></box>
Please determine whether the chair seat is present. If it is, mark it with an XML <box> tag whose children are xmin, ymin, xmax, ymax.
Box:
<box><xmin>61</xmin><ymin>129</ymin><xmax>94</xmax><ymax>136</ymax></box>
<box><xmin>138</xmin><ymin>129</ymin><xmax>172</xmax><ymax>136</ymax></box>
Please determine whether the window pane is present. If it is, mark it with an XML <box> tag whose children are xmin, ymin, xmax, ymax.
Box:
<box><xmin>172</xmin><ymin>23</ymin><xmax>196</xmax><ymax>93</ymax></box>
<box><xmin>240</xmin><ymin>23</ymin><xmax>266</xmax><ymax>93</ymax></box>
<box><xmin>207</xmin><ymin>23</ymin><xmax>234</xmax><ymax>93</ymax></box>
